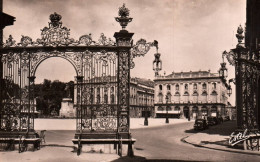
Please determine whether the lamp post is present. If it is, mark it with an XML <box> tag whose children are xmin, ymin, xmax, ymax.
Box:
<box><xmin>153</xmin><ymin>49</ymin><xmax>162</xmax><ymax>77</ymax></box>
<box><xmin>144</xmin><ymin>94</ymin><xmax>148</xmax><ymax>126</ymax></box>
<box><xmin>188</xmin><ymin>101</ymin><xmax>190</xmax><ymax>121</ymax></box>
<box><xmin>165</xmin><ymin>95</ymin><xmax>169</xmax><ymax>123</ymax></box>
<box><xmin>218</xmin><ymin>55</ymin><xmax>228</xmax><ymax>81</ymax></box>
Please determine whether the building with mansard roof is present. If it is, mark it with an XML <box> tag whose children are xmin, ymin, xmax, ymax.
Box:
<box><xmin>154</xmin><ymin>70</ymin><xmax>229</xmax><ymax>119</ymax></box>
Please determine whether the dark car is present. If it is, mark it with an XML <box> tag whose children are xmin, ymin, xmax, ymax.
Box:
<box><xmin>207</xmin><ymin>117</ymin><xmax>218</xmax><ymax>126</ymax></box>
<box><xmin>217</xmin><ymin>117</ymin><xmax>224</xmax><ymax>124</ymax></box>
<box><xmin>224</xmin><ymin>116</ymin><xmax>230</xmax><ymax>121</ymax></box>
<box><xmin>194</xmin><ymin>119</ymin><xmax>208</xmax><ymax>130</ymax></box>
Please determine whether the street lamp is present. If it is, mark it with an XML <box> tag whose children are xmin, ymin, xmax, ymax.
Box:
<box><xmin>144</xmin><ymin>94</ymin><xmax>148</xmax><ymax>126</ymax></box>
<box><xmin>218</xmin><ymin>55</ymin><xmax>228</xmax><ymax>80</ymax></box>
<box><xmin>165</xmin><ymin>95</ymin><xmax>169</xmax><ymax>123</ymax></box>
<box><xmin>153</xmin><ymin>51</ymin><xmax>162</xmax><ymax>77</ymax></box>
<box><xmin>227</xmin><ymin>78</ymin><xmax>235</xmax><ymax>97</ymax></box>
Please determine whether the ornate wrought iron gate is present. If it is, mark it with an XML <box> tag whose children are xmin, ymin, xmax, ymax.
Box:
<box><xmin>224</xmin><ymin>25</ymin><xmax>260</xmax><ymax>150</ymax></box>
<box><xmin>0</xmin><ymin>4</ymin><xmax>158</xmax><ymax>154</ymax></box>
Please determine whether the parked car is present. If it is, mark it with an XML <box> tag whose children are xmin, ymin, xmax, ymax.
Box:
<box><xmin>217</xmin><ymin>116</ymin><xmax>223</xmax><ymax>124</ymax></box>
<box><xmin>207</xmin><ymin>117</ymin><xmax>218</xmax><ymax>126</ymax></box>
<box><xmin>194</xmin><ymin>119</ymin><xmax>208</xmax><ymax>130</ymax></box>
<box><xmin>224</xmin><ymin>116</ymin><xmax>230</xmax><ymax>121</ymax></box>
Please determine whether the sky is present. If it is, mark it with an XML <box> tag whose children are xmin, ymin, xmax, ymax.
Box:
<box><xmin>3</xmin><ymin>0</ymin><xmax>247</xmax><ymax>105</ymax></box>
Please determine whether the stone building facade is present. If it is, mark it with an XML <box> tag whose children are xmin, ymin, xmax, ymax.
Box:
<box><xmin>154</xmin><ymin>70</ymin><xmax>229</xmax><ymax>119</ymax></box>
<box><xmin>71</xmin><ymin>77</ymin><xmax>154</xmax><ymax>118</ymax></box>
<box><xmin>129</xmin><ymin>78</ymin><xmax>154</xmax><ymax>118</ymax></box>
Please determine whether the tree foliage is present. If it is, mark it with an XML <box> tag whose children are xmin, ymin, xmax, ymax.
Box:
<box><xmin>34</xmin><ymin>79</ymin><xmax>74</xmax><ymax>116</ymax></box>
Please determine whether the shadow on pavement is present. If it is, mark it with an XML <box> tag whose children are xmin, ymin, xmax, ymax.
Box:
<box><xmin>111</xmin><ymin>156</ymin><xmax>202</xmax><ymax>162</ymax></box>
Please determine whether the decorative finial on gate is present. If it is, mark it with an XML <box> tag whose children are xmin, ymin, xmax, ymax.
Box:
<box><xmin>236</xmin><ymin>24</ymin><xmax>244</xmax><ymax>47</ymax></box>
<box><xmin>49</xmin><ymin>12</ymin><xmax>62</xmax><ymax>28</ymax></box>
<box><xmin>115</xmin><ymin>4</ymin><xmax>133</xmax><ymax>30</ymax></box>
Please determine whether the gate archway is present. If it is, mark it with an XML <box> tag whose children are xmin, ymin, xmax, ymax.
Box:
<box><xmin>0</xmin><ymin>5</ymin><xmax>158</xmax><ymax>155</ymax></box>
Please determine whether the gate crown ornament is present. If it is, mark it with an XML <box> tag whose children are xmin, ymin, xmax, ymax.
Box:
<box><xmin>49</xmin><ymin>12</ymin><xmax>62</xmax><ymax>28</ymax></box>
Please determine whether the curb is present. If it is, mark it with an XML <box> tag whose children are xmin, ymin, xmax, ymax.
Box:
<box><xmin>181</xmin><ymin>136</ymin><xmax>260</xmax><ymax>156</ymax></box>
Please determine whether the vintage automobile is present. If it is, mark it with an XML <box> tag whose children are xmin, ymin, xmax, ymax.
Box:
<box><xmin>217</xmin><ymin>116</ymin><xmax>224</xmax><ymax>124</ymax></box>
<box><xmin>194</xmin><ymin>119</ymin><xmax>208</xmax><ymax>130</ymax></box>
<box><xmin>223</xmin><ymin>116</ymin><xmax>230</xmax><ymax>121</ymax></box>
<box><xmin>207</xmin><ymin>117</ymin><xmax>218</xmax><ymax>126</ymax></box>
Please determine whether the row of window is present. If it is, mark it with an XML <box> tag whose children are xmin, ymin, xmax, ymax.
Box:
<box><xmin>157</xmin><ymin>106</ymin><xmax>218</xmax><ymax>111</ymax></box>
<box><xmin>89</xmin><ymin>94</ymin><xmax>115</xmax><ymax>104</ymax></box>
<box><xmin>158</xmin><ymin>91</ymin><xmax>218</xmax><ymax>103</ymax></box>
<box><xmin>158</xmin><ymin>90</ymin><xmax>217</xmax><ymax>98</ymax></box>
<box><xmin>159</xmin><ymin>83</ymin><xmax>217</xmax><ymax>91</ymax></box>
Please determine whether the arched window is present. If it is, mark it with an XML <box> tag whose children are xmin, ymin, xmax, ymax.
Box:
<box><xmin>202</xmin><ymin>83</ymin><xmax>207</xmax><ymax>89</ymax></box>
<box><xmin>192</xmin><ymin>91</ymin><xmax>198</xmax><ymax>103</ymax></box>
<box><xmin>104</xmin><ymin>94</ymin><xmax>108</xmax><ymax>103</ymax></box>
<box><xmin>166</xmin><ymin>92</ymin><xmax>172</xmax><ymax>102</ymax></box>
<box><xmin>111</xmin><ymin>94</ymin><xmax>115</xmax><ymax>104</ymax></box>
<box><xmin>174</xmin><ymin>92</ymin><xmax>180</xmax><ymax>102</ymax></box>
<box><xmin>90</xmin><ymin>94</ymin><xmax>94</xmax><ymax>103</ymax></box>
<box><xmin>185</xmin><ymin>84</ymin><xmax>188</xmax><ymax>90</ymax></box>
<box><xmin>167</xmin><ymin>85</ymin><xmax>171</xmax><ymax>91</ymax></box>
<box><xmin>111</xmin><ymin>87</ymin><xmax>114</xmax><ymax>93</ymax></box>
<box><xmin>211</xmin><ymin>106</ymin><xmax>217</xmax><ymax>117</ymax></box>
<box><xmin>176</xmin><ymin>84</ymin><xmax>179</xmax><ymax>91</ymax></box>
<box><xmin>202</xmin><ymin>106</ymin><xmax>208</xmax><ymax>116</ymax></box>
<box><xmin>183</xmin><ymin>91</ymin><xmax>189</xmax><ymax>103</ymax></box>
<box><xmin>90</xmin><ymin>88</ymin><xmax>94</xmax><ymax>103</ymax></box>
<box><xmin>158</xmin><ymin>93</ymin><xmax>163</xmax><ymax>102</ymax></box>
<box><xmin>211</xmin><ymin>91</ymin><xmax>217</xmax><ymax>103</ymax></box>
<box><xmin>159</xmin><ymin>85</ymin><xmax>163</xmax><ymax>91</ymax></box>
<box><xmin>97</xmin><ymin>94</ymin><xmax>100</xmax><ymax>103</ymax></box>
<box><xmin>193</xmin><ymin>83</ymin><xmax>197</xmax><ymax>90</ymax></box>
<box><xmin>212</xmin><ymin>83</ymin><xmax>216</xmax><ymax>89</ymax></box>
<box><xmin>201</xmin><ymin>91</ymin><xmax>207</xmax><ymax>103</ymax></box>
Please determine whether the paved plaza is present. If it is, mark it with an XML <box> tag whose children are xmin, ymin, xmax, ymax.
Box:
<box><xmin>2</xmin><ymin>119</ymin><xmax>260</xmax><ymax>162</ymax></box>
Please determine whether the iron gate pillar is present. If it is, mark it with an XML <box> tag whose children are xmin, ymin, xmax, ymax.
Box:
<box><xmin>114</xmin><ymin>30</ymin><xmax>134</xmax><ymax>139</ymax></box>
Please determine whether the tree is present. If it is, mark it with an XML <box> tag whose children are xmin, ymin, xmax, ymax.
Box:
<box><xmin>34</xmin><ymin>80</ymin><xmax>74</xmax><ymax>116</ymax></box>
